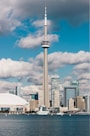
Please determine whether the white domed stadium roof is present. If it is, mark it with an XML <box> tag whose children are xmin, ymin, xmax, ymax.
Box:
<box><xmin>0</xmin><ymin>93</ymin><xmax>28</xmax><ymax>106</ymax></box>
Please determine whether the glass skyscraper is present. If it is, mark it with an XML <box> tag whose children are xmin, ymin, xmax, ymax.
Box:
<box><xmin>64</xmin><ymin>85</ymin><xmax>79</xmax><ymax>107</ymax></box>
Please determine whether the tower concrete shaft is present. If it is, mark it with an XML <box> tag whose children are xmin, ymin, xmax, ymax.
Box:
<box><xmin>43</xmin><ymin>48</ymin><xmax>49</xmax><ymax>108</ymax></box>
<box><xmin>41</xmin><ymin>6</ymin><xmax>50</xmax><ymax>108</ymax></box>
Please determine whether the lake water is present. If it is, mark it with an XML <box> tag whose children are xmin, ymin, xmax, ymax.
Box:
<box><xmin>0</xmin><ymin>114</ymin><xmax>89</xmax><ymax>136</ymax></box>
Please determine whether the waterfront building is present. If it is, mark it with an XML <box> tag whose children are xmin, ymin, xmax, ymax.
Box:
<box><xmin>64</xmin><ymin>85</ymin><xmax>79</xmax><ymax>107</ymax></box>
<box><xmin>60</xmin><ymin>90</ymin><xmax>64</xmax><ymax>106</ymax></box>
<box><xmin>74</xmin><ymin>96</ymin><xmax>85</xmax><ymax>111</ymax></box>
<box><xmin>29</xmin><ymin>93</ymin><xmax>39</xmax><ymax>112</ymax></box>
<box><xmin>29</xmin><ymin>100</ymin><xmax>38</xmax><ymax>112</ymax></box>
<box><xmin>23</xmin><ymin>92</ymin><xmax>39</xmax><ymax>112</ymax></box>
<box><xmin>60</xmin><ymin>107</ymin><xmax>68</xmax><ymax>113</ymax></box>
<box><xmin>0</xmin><ymin>93</ymin><xmax>28</xmax><ymax>113</ymax></box>
<box><xmin>51</xmin><ymin>77</ymin><xmax>62</xmax><ymax>107</ymax></box>
<box><xmin>84</xmin><ymin>94</ymin><xmax>90</xmax><ymax>112</ymax></box>
<box><xmin>68</xmin><ymin>98</ymin><xmax>75</xmax><ymax>111</ymax></box>
<box><xmin>22</xmin><ymin>92</ymin><xmax>39</xmax><ymax>112</ymax></box>
<box><xmin>41</xmin><ymin>6</ymin><xmax>50</xmax><ymax>108</ymax></box>
<box><xmin>53</xmin><ymin>90</ymin><xmax>60</xmax><ymax>108</ymax></box>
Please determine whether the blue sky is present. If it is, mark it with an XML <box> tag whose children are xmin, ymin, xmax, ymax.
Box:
<box><xmin>0</xmin><ymin>0</ymin><xmax>89</xmax><ymax>95</ymax></box>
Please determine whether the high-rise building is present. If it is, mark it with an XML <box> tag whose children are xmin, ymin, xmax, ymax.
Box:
<box><xmin>41</xmin><ymin>6</ymin><xmax>50</xmax><ymax>108</ymax></box>
<box><xmin>51</xmin><ymin>77</ymin><xmax>62</xmax><ymax>107</ymax></box>
<box><xmin>84</xmin><ymin>94</ymin><xmax>90</xmax><ymax>112</ymax></box>
<box><xmin>29</xmin><ymin>93</ymin><xmax>38</xmax><ymax>112</ymax></box>
<box><xmin>30</xmin><ymin>93</ymin><xmax>38</xmax><ymax>100</ymax></box>
<box><xmin>53</xmin><ymin>90</ymin><xmax>60</xmax><ymax>108</ymax></box>
<box><xmin>76</xmin><ymin>96</ymin><xmax>85</xmax><ymax>111</ymax></box>
<box><xmin>70</xmin><ymin>81</ymin><xmax>79</xmax><ymax>95</ymax></box>
<box><xmin>75</xmin><ymin>96</ymin><xmax>85</xmax><ymax>111</ymax></box>
<box><xmin>9</xmin><ymin>86</ymin><xmax>23</xmax><ymax>97</ymax></box>
<box><xmin>68</xmin><ymin>98</ymin><xmax>75</xmax><ymax>111</ymax></box>
<box><xmin>64</xmin><ymin>85</ymin><xmax>79</xmax><ymax>107</ymax></box>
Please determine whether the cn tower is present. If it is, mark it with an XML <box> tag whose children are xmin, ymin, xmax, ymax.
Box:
<box><xmin>41</xmin><ymin>6</ymin><xmax>50</xmax><ymax>108</ymax></box>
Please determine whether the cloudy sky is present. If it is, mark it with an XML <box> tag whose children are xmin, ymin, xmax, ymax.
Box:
<box><xmin>0</xmin><ymin>0</ymin><xmax>89</xmax><ymax>95</ymax></box>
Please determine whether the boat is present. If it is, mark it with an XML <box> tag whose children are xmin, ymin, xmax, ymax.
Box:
<box><xmin>69</xmin><ymin>113</ymin><xmax>71</xmax><ymax>116</ymax></box>
<box><xmin>56</xmin><ymin>112</ymin><xmax>64</xmax><ymax>116</ymax></box>
<box><xmin>37</xmin><ymin>105</ymin><xmax>49</xmax><ymax>115</ymax></box>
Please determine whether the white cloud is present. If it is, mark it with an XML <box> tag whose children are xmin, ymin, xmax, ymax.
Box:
<box><xmin>79</xmin><ymin>80</ymin><xmax>90</xmax><ymax>95</ymax></box>
<box><xmin>78</xmin><ymin>73</ymin><xmax>90</xmax><ymax>80</ymax></box>
<box><xmin>17</xmin><ymin>30</ymin><xmax>59</xmax><ymax>49</ymax></box>
<box><xmin>0</xmin><ymin>80</ymin><xmax>21</xmax><ymax>93</ymax></box>
<box><xmin>30</xmin><ymin>51</ymin><xmax>90</xmax><ymax>76</ymax></box>
<box><xmin>48</xmin><ymin>51</ymin><xmax>90</xmax><ymax>71</ymax></box>
<box><xmin>30</xmin><ymin>51</ymin><xmax>90</xmax><ymax>92</ymax></box>
<box><xmin>0</xmin><ymin>58</ymin><xmax>43</xmax><ymax>86</ymax></box>
<box><xmin>32</xmin><ymin>20</ymin><xmax>51</xmax><ymax>28</ymax></box>
<box><xmin>21</xmin><ymin>85</ymin><xmax>41</xmax><ymax>94</ymax></box>
<box><xmin>64</xmin><ymin>76</ymin><xmax>72</xmax><ymax>82</ymax></box>
<box><xmin>74</xmin><ymin>63</ymin><xmax>90</xmax><ymax>71</ymax></box>
<box><xmin>0</xmin><ymin>58</ymin><xmax>33</xmax><ymax>78</ymax></box>
<box><xmin>0</xmin><ymin>0</ymin><xmax>88</xmax><ymax>34</ymax></box>
<box><xmin>0</xmin><ymin>0</ymin><xmax>21</xmax><ymax>34</ymax></box>
<box><xmin>0</xmin><ymin>0</ymin><xmax>89</xmax><ymax>95</ymax></box>
<box><xmin>0</xmin><ymin>51</ymin><xmax>90</xmax><ymax>93</ymax></box>
<box><xmin>18</xmin><ymin>34</ymin><xmax>43</xmax><ymax>48</ymax></box>
<box><xmin>0</xmin><ymin>51</ymin><xmax>90</xmax><ymax>80</ymax></box>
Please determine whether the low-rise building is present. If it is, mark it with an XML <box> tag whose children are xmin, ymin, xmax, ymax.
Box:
<box><xmin>74</xmin><ymin>96</ymin><xmax>85</xmax><ymax>111</ymax></box>
<box><xmin>0</xmin><ymin>93</ymin><xmax>28</xmax><ymax>113</ymax></box>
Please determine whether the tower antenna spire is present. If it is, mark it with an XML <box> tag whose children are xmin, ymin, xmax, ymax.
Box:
<box><xmin>44</xmin><ymin>3</ymin><xmax>47</xmax><ymax>41</ymax></box>
<box><xmin>42</xmin><ymin>4</ymin><xmax>49</xmax><ymax>48</ymax></box>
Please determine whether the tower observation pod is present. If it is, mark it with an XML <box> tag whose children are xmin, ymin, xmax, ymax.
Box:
<box><xmin>41</xmin><ymin>5</ymin><xmax>50</xmax><ymax>108</ymax></box>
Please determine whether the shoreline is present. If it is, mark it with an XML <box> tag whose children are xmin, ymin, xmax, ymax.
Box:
<box><xmin>0</xmin><ymin>112</ymin><xmax>90</xmax><ymax>116</ymax></box>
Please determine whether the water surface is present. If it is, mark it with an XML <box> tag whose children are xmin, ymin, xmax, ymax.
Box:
<box><xmin>0</xmin><ymin>114</ymin><xmax>89</xmax><ymax>136</ymax></box>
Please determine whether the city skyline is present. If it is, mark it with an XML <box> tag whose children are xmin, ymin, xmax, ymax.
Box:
<box><xmin>0</xmin><ymin>0</ymin><xmax>89</xmax><ymax>95</ymax></box>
